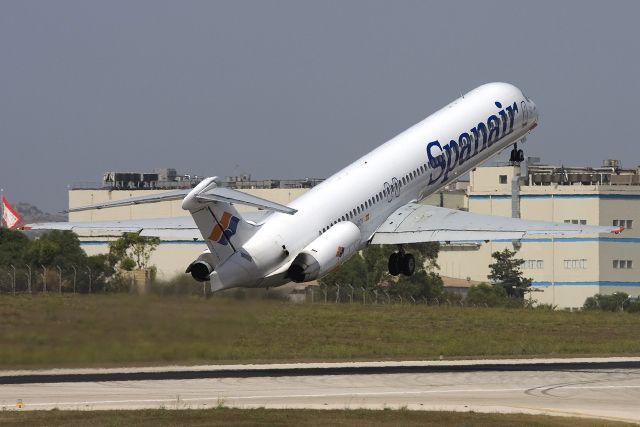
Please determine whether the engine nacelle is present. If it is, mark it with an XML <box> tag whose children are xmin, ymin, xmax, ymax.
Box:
<box><xmin>185</xmin><ymin>254</ymin><xmax>214</xmax><ymax>282</ymax></box>
<box><xmin>288</xmin><ymin>221</ymin><xmax>361</xmax><ymax>282</ymax></box>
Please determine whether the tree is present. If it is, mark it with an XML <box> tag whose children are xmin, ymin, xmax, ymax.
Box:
<box><xmin>24</xmin><ymin>230</ymin><xmax>87</xmax><ymax>267</ymax></box>
<box><xmin>466</xmin><ymin>283</ymin><xmax>508</xmax><ymax>307</ymax></box>
<box><xmin>583</xmin><ymin>293</ymin><xmax>630</xmax><ymax>312</ymax></box>
<box><xmin>0</xmin><ymin>228</ymin><xmax>30</xmax><ymax>265</ymax></box>
<box><xmin>487</xmin><ymin>248</ymin><xmax>531</xmax><ymax>298</ymax></box>
<box><xmin>109</xmin><ymin>233</ymin><xmax>160</xmax><ymax>271</ymax></box>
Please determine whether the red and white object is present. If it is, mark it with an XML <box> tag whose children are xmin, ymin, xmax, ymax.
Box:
<box><xmin>2</xmin><ymin>195</ymin><xmax>22</xmax><ymax>229</ymax></box>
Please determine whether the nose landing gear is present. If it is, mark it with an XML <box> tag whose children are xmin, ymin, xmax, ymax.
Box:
<box><xmin>388</xmin><ymin>247</ymin><xmax>415</xmax><ymax>276</ymax></box>
<box><xmin>510</xmin><ymin>143</ymin><xmax>525</xmax><ymax>163</ymax></box>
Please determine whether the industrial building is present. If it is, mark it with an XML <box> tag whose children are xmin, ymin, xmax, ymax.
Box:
<box><xmin>68</xmin><ymin>161</ymin><xmax>640</xmax><ymax>308</ymax></box>
<box><xmin>438</xmin><ymin>159</ymin><xmax>640</xmax><ymax>308</ymax></box>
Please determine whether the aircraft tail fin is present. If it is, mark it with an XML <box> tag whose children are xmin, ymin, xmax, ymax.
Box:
<box><xmin>182</xmin><ymin>177</ymin><xmax>296</xmax><ymax>266</ymax></box>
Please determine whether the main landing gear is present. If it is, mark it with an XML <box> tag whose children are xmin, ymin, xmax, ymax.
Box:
<box><xmin>509</xmin><ymin>143</ymin><xmax>525</xmax><ymax>163</ymax></box>
<box><xmin>388</xmin><ymin>247</ymin><xmax>415</xmax><ymax>276</ymax></box>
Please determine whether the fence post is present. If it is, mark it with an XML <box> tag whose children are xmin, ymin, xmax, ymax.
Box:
<box><xmin>384</xmin><ymin>290</ymin><xmax>390</xmax><ymax>304</ymax></box>
<box><xmin>86</xmin><ymin>266</ymin><xmax>92</xmax><ymax>293</ymax></box>
<box><xmin>335</xmin><ymin>284</ymin><xmax>340</xmax><ymax>303</ymax></box>
<box><xmin>71</xmin><ymin>265</ymin><xmax>77</xmax><ymax>294</ymax></box>
<box><xmin>41</xmin><ymin>265</ymin><xmax>47</xmax><ymax>293</ymax></box>
<box><xmin>361</xmin><ymin>287</ymin><xmax>366</xmax><ymax>305</ymax></box>
<box><xmin>10</xmin><ymin>265</ymin><xmax>16</xmax><ymax>296</ymax></box>
<box><xmin>347</xmin><ymin>284</ymin><xmax>354</xmax><ymax>304</ymax></box>
<box><xmin>25</xmin><ymin>265</ymin><xmax>32</xmax><ymax>294</ymax></box>
<box><xmin>373</xmin><ymin>289</ymin><xmax>378</xmax><ymax>304</ymax></box>
<box><xmin>56</xmin><ymin>265</ymin><xmax>62</xmax><ymax>295</ymax></box>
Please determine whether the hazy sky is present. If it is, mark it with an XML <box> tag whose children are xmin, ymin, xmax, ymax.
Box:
<box><xmin>2</xmin><ymin>1</ymin><xmax>639</xmax><ymax>211</ymax></box>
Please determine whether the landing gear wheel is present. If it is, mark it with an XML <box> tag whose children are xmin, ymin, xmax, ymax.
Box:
<box><xmin>400</xmin><ymin>253</ymin><xmax>415</xmax><ymax>276</ymax></box>
<box><xmin>388</xmin><ymin>252</ymin><xmax>401</xmax><ymax>276</ymax></box>
<box><xmin>510</xmin><ymin>143</ymin><xmax>525</xmax><ymax>163</ymax></box>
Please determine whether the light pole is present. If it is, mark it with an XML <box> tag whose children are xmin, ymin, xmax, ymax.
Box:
<box><xmin>25</xmin><ymin>265</ymin><xmax>32</xmax><ymax>294</ymax></box>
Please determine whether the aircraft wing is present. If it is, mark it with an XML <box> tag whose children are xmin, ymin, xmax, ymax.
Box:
<box><xmin>22</xmin><ymin>211</ymin><xmax>271</xmax><ymax>239</ymax></box>
<box><xmin>23</xmin><ymin>217</ymin><xmax>201</xmax><ymax>239</ymax></box>
<box><xmin>371</xmin><ymin>203</ymin><xmax>623</xmax><ymax>244</ymax></box>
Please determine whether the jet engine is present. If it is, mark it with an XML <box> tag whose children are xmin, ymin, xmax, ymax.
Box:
<box><xmin>288</xmin><ymin>221</ymin><xmax>361</xmax><ymax>282</ymax></box>
<box><xmin>185</xmin><ymin>254</ymin><xmax>214</xmax><ymax>282</ymax></box>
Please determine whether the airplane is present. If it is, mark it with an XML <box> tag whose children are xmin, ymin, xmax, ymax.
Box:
<box><xmin>25</xmin><ymin>82</ymin><xmax>623</xmax><ymax>292</ymax></box>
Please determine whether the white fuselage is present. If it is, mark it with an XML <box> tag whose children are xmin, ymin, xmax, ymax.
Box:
<box><xmin>211</xmin><ymin>82</ymin><xmax>539</xmax><ymax>291</ymax></box>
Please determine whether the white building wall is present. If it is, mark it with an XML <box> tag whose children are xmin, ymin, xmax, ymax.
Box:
<box><xmin>437</xmin><ymin>165</ymin><xmax>640</xmax><ymax>308</ymax></box>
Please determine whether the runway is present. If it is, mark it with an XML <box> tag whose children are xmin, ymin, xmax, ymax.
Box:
<box><xmin>1</xmin><ymin>358</ymin><xmax>639</xmax><ymax>423</ymax></box>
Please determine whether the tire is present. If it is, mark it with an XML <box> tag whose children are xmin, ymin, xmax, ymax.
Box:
<box><xmin>517</xmin><ymin>149</ymin><xmax>524</xmax><ymax>162</ymax></box>
<box><xmin>388</xmin><ymin>252</ymin><xmax>401</xmax><ymax>276</ymax></box>
<box><xmin>401</xmin><ymin>253</ymin><xmax>415</xmax><ymax>276</ymax></box>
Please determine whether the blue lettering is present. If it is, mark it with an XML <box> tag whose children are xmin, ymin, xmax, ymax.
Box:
<box><xmin>426</xmin><ymin>140</ymin><xmax>446</xmax><ymax>184</ymax></box>
<box><xmin>487</xmin><ymin>115</ymin><xmax>500</xmax><ymax>145</ymax></box>
<box><xmin>458</xmin><ymin>132</ymin><xmax>472</xmax><ymax>165</ymax></box>
<box><xmin>471</xmin><ymin>123</ymin><xmax>487</xmax><ymax>154</ymax></box>
<box><xmin>506</xmin><ymin>102</ymin><xmax>518</xmax><ymax>131</ymax></box>
<box><xmin>441</xmin><ymin>140</ymin><xmax>459</xmax><ymax>183</ymax></box>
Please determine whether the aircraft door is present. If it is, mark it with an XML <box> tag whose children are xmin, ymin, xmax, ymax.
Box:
<box><xmin>521</xmin><ymin>101</ymin><xmax>528</xmax><ymax>126</ymax></box>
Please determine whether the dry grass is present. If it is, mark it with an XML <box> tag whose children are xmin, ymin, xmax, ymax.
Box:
<box><xmin>0</xmin><ymin>408</ymin><xmax>633</xmax><ymax>427</ymax></box>
<box><xmin>1</xmin><ymin>295</ymin><xmax>639</xmax><ymax>369</ymax></box>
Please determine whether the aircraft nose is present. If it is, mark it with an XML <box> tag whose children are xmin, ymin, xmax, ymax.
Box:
<box><xmin>529</xmin><ymin>100</ymin><xmax>539</xmax><ymax>124</ymax></box>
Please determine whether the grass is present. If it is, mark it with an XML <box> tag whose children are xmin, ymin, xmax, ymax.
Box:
<box><xmin>1</xmin><ymin>294</ymin><xmax>640</xmax><ymax>369</ymax></box>
<box><xmin>0</xmin><ymin>408</ymin><xmax>633</xmax><ymax>427</ymax></box>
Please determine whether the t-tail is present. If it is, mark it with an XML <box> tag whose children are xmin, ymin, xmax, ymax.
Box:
<box><xmin>181</xmin><ymin>177</ymin><xmax>297</xmax><ymax>281</ymax></box>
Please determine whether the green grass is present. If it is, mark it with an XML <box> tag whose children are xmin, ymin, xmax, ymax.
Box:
<box><xmin>0</xmin><ymin>408</ymin><xmax>633</xmax><ymax>427</ymax></box>
<box><xmin>1</xmin><ymin>295</ymin><xmax>640</xmax><ymax>369</ymax></box>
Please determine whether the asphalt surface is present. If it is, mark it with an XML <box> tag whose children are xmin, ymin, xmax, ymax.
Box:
<box><xmin>1</xmin><ymin>358</ymin><xmax>639</xmax><ymax>423</ymax></box>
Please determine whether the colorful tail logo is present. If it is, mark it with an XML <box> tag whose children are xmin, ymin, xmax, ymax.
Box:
<box><xmin>208</xmin><ymin>212</ymin><xmax>240</xmax><ymax>246</ymax></box>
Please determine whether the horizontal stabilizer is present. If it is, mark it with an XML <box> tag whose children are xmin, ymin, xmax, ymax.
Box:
<box><xmin>68</xmin><ymin>190</ymin><xmax>190</xmax><ymax>212</ymax></box>
<box><xmin>195</xmin><ymin>188</ymin><xmax>296</xmax><ymax>215</ymax></box>
<box><xmin>66</xmin><ymin>177</ymin><xmax>297</xmax><ymax>215</ymax></box>
<box><xmin>372</xmin><ymin>203</ymin><xmax>623</xmax><ymax>244</ymax></box>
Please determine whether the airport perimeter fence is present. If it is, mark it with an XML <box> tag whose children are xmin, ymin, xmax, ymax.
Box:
<box><xmin>0</xmin><ymin>264</ymin><xmax>134</xmax><ymax>295</ymax></box>
<box><xmin>295</xmin><ymin>284</ymin><xmax>467</xmax><ymax>307</ymax></box>
<box><xmin>0</xmin><ymin>266</ymin><xmax>470</xmax><ymax>306</ymax></box>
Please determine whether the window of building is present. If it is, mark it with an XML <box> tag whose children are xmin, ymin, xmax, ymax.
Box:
<box><xmin>524</xmin><ymin>260</ymin><xmax>544</xmax><ymax>269</ymax></box>
<box><xmin>565</xmin><ymin>219</ymin><xmax>587</xmax><ymax>225</ymax></box>
<box><xmin>499</xmin><ymin>175</ymin><xmax>508</xmax><ymax>184</ymax></box>
<box><xmin>563</xmin><ymin>259</ymin><xmax>587</xmax><ymax>269</ymax></box>
<box><xmin>613</xmin><ymin>259</ymin><xmax>633</xmax><ymax>269</ymax></box>
<box><xmin>613</xmin><ymin>219</ymin><xmax>633</xmax><ymax>229</ymax></box>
